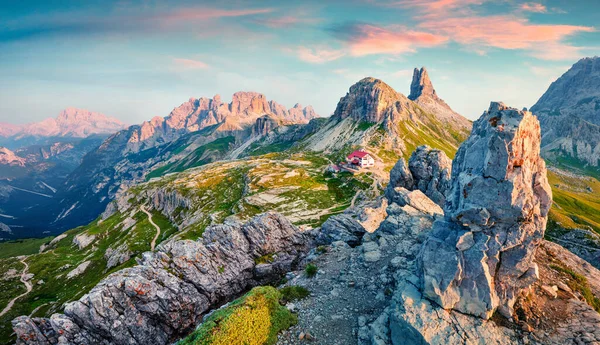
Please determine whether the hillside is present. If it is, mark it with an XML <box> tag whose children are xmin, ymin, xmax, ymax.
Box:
<box><xmin>10</xmin><ymin>93</ymin><xmax>320</xmax><ymax>238</ymax></box>
<box><xmin>302</xmin><ymin>68</ymin><xmax>470</xmax><ymax>171</ymax></box>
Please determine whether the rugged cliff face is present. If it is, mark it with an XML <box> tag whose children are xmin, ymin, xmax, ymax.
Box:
<box><xmin>422</xmin><ymin>102</ymin><xmax>552</xmax><ymax>319</ymax></box>
<box><xmin>531</xmin><ymin>57</ymin><xmax>600</xmax><ymax>169</ymax></box>
<box><xmin>12</xmin><ymin>212</ymin><xmax>314</xmax><ymax>345</ymax></box>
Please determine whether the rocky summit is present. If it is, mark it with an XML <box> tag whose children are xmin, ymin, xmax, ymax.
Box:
<box><xmin>12</xmin><ymin>212</ymin><xmax>313</xmax><ymax>345</ymax></box>
<box><xmin>422</xmin><ymin>102</ymin><xmax>552</xmax><ymax>319</ymax></box>
<box><xmin>531</xmin><ymin>57</ymin><xmax>600</xmax><ymax>169</ymax></box>
<box><xmin>304</xmin><ymin>71</ymin><xmax>470</xmax><ymax>159</ymax></box>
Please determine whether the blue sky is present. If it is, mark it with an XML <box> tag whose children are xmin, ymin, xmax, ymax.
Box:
<box><xmin>0</xmin><ymin>0</ymin><xmax>598</xmax><ymax>124</ymax></box>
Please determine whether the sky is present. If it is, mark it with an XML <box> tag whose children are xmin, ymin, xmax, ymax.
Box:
<box><xmin>0</xmin><ymin>0</ymin><xmax>598</xmax><ymax>124</ymax></box>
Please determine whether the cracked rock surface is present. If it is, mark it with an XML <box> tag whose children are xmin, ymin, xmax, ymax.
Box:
<box><xmin>385</xmin><ymin>145</ymin><xmax>451</xmax><ymax>207</ymax></box>
<box><xmin>12</xmin><ymin>212</ymin><xmax>313</xmax><ymax>345</ymax></box>
<box><xmin>421</xmin><ymin>102</ymin><xmax>552</xmax><ymax>319</ymax></box>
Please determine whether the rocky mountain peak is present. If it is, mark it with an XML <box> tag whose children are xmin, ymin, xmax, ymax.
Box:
<box><xmin>0</xmin><ymin>147</ymin><xmax>25</xmax><ymax>166</ymax></box>
<box><xmin>333</xmin><ymin>77</ymin><xmax>405</xmax><ymax>123</ymax></box>
<box><xmin>230</xmin><ymin>91</ymin><xmax>269</xmax><ymax>115</ymax></box>
<box><xmin>421</xmin><ymin>102</ymin><xmax>552</xmax><ymax>319</ymax></box>
<box><xmin>409</xmin><ymin>67</ymin><xmax>437</xmax><ymax>101</ymax></box>
<box><xmin>532</xmin><ymin>56</ymin><xmax>600</xmax><ymax>126</ymax></box>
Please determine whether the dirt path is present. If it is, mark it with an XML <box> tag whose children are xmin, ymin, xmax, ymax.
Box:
<box><xmin>140</xmin><ymin>205</ymin><xmax>161</xmax><ymax>251</ymax></box>
<box><xmin>0</xmin><ymin>257</ymin><xmax>32</xmax><ymax>317</ymax></box>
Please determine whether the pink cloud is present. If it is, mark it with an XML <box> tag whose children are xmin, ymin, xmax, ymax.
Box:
<box><xmin>172</xmin><ymin>58</ymin><xmax>209</xmax><ymax>69</ymax></box>
<box><xmin>288</xmin><ymin>46</ymin><xmax>346</xmax><ymax>63</ymax></box>
<box><xmin>520</xmin><ymin>2</ymin><xmax>547</xmax><ymax>13</ymax></box>
<box><xmin>419</xmin><ymin>15</ymin><xmax>594</xmax><ymax>52</ymax></box>
<box><xmin>337</xmin><ymin>24</ymin><xmax>448</xmax><ymax>56</ymax></box>
<box><xmin>391</xmin><ymin>0</ymin><xmax>485</xmax><ymax>11</ymax></box>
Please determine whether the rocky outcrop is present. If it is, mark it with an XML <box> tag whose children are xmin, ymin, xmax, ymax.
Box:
<box><xmin>0</xmin><ymin>147</ymin><xmax>26</xmax><ymax>166</ymax></box>
<box><xmin>531</xmin><ymin>57</ymin><xmax>600</xmax><ymax>168</ymax></box>
<box><xmin>408</xmin><ymin>67</ymin><xmax>472</xmax><ymax>131</ymax></box>
<box><xmin>421</xmin><ymin>102</ymin><xmax>552</xmax><ymax>319</ymax></box>
<box><xmin>316</xmin><ymin>214</ymin><xmax>366</xmax><ymax>247</ymax></box>
<box><xmin>385</xmin><ymin>145</ymin><xmax>452</xmax><ymax>207</ymax></box>
<box><xmin>12</xmin><ymin>212</ymin><xmax>313</xmax><ymax>345</ymax></box>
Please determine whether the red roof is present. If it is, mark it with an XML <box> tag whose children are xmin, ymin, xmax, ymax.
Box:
<box><xmin>347</xmin><ymin>150</ymin><xmax>370</xmax><ymax>160</ymax></box>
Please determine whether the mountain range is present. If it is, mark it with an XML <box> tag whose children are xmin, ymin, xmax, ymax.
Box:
<box><xmin>2</xmin><ymin>59</ymin><xmax>600</xmax><ymax>345</ymax></box>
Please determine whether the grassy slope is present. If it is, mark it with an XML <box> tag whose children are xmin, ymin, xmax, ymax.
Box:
<box><xmin>0</xmin><ymin>237</ymin><xmax>52</xmax><ymax>259</ymax></box>
<box><xmin>547</xmin><ymin>169</ymin><xmax>600</xmax><ymax>234</ymax></box>
<box><xmin>0</xmin><ymin>209</ymin><xmax>176</xmax><ymax>344</ymax></box>
<box><xmin>178</xmin><ymin>286</ymin><xmax>296</xmax><ymax>345</ymax></box>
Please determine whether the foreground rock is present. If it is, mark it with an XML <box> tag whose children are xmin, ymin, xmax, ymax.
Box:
<box><xmin>385</xmin><ymin>145</ymin><xmax>451</xmax><ymax>207</ymax></box>
<box><xmin>421</xmin><ymin>102</ymin><xmax>552</xmax><ymax>319</ymax></box>
<box><xmin>13</xmin><ymin>212</ymin><xmax>313</xmax><ymax>345</ymax></box>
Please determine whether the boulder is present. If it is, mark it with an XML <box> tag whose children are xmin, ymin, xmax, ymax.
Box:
<box><xmin>421</xmin><ymin>102</ymin><xmax>552</xmax><ymax>319</ymax></box>
<box><xmin>316</xmin><ymin>213</ymin><xmax>366</xmax><ymax>247</ymax></box>
<box><xmin>385</xmin><ymin>146</ymin><xmax>452</xmax><ymax>207</ymax></box>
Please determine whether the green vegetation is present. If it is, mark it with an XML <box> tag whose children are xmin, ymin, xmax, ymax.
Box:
<box><xmin>549</xmin><ymin>264</ymin><xmax>600</xmax><ymax>312</ymax></box>
<box><xmin>547</xmin><ymin>170</ymin><xmax>600</xmax><ymax>234</ymax></box>
<box><xmin>178</xmin><ymin>286</ymin><xmax>296</xmax><ymax>345</ymax></box>
<box><xmin>147</xmin><ymin>136</ymin><xmax>235</xmax><ymax>180</ymax></box>
<box><xmin>0</xmin><ymin>208</ymin><xmax>177</xmax><ymax>344</ymax></box>
<box><xmin>279</xmin><ymin>285</ymin><xmax>310</xmax><ymax>303</ymax></box>
<box><xmin>304</xmin><ymin>264</ymin><xmax>317</xmax><ymax>278</ymax></box>
<box><xmin>0</xmin><ymin>237</ymin><xmax>52</xmax><ymax>259</ymax></box>
<box><xmin>254</xmin><ymin>253</ymin><xmax>275</xmax><ymax>265</ymax></box>
<box><xmin>357</xmin><ymin>121</ymin><xmax>376</xmax><ymax>131</ymax></box>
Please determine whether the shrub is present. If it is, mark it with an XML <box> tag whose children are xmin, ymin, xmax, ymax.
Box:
<box><xmin>179</xmin><ymin>286</ymin><xmax>297</xmax><ymax>345</ymax></box>
<box><xmin>279</xmin><ymin>286</ymin><xmax>310</xmax><ymax>303</ymax></box>
<box><xmin>305</xmin><ymin>264</ymin><xmax>318</xmax><ymax>278</ymax></box>
<box><xmin>549</xmin><ymin>264</ymin><xmax>600</xmax><ymax>312</ymax></box>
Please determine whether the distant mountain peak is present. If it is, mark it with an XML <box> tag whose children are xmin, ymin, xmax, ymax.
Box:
<box><xmin>0</xmin><ymin>108</ymin><xmax>127</xmax><ymax>139</ymax></box>
<box><xmin>409</xmin><ymin>67</ymin><xmax>437</xmax><ymax>101</ymax></box>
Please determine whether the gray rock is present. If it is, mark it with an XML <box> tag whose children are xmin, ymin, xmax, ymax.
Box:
<box><xmin>316</xmin><ymin>213</ymin><xmax>366</xmax><ymax>247</ymax></box>
<box><xmin>421</xmin><ymin>102</ymin><xmax>552</xmax><ymax>319</ymax></box>
<box><xmin>385</xmin><ymin>146</ymin><xmax>452</xmax><ymax>207</ymax></box>
<box><xmin>13</xmin><ymin>212</ymin><xmax>313</xmax><ymax>345</ymax></box>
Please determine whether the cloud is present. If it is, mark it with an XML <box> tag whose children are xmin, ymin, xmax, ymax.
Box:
<box><xmin>286</xmin><ymin>46</ymin><xmax>346</xmax><ymax>63</ymax></box>
<box><xmin>159</xmin><ymin>8</ymin><xmax>273</xmax><ymax>25</ymax></box>
<box><xmin>418</xmin><ymin>15</ymin><xmax>594</xmax><ymax>59</ymax></box>
<box><xmin>389</xmin><ymin>0</ymin><xmax>485</xmax><ymax>11</ymax></box>
<box><xmin>172</xmin><ymin>58</ymin><xmax>209</xmax><ymax>69</ymax></box>
<box><xmin>0</xmin><ymin>7</ymin><xmax>273</xmax><ymax>43</ymax></box>
<box><xmin>330</xmin><ymin>23</ymin><xmax>447</xmax><ymax>56</ymax></box>
<box><xmin>520</xmin><ymin>2</ymin><xmax>547</xmax><ymax>13</ymax></box>
<box><xmin>253</xmin><ymin>15</ymin><xmax>320</xmax><ymax>28</ymax></box>
<box><xmin>527</xmin><ymin>43</ymin><xmax>592</xmax><ymax>61</ymax></box>
<box><xmin>391</xmin><ymin>69</ymin><xmax>414</xmax><ymax>78</ymax></box>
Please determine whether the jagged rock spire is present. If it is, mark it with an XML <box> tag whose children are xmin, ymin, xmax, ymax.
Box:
<box><xmin>409</xmin><ymin>67</ymin><xmax>437</xmax><ymax>101</ymax></box>
<box><xmin>420</xmin><ymin>102</ymin><xmax>552</xmax><ymax>319</ymax></box>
